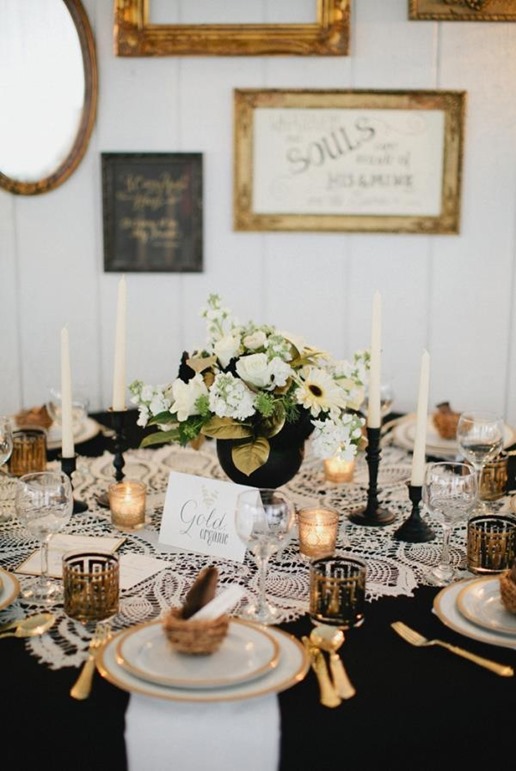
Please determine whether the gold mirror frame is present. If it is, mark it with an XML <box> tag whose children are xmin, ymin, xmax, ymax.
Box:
<box><xmin>114</xmin><ymin>0</ymin><xmax>349</xmax><ymax>56</ymax></box>
<box><xmin>409</xmin><ymin>1</ymin><xmax>516</xmax><ymax>21</ymax></box>
<box><xmin>0</xmin><ymin>0</ymin><xmax>98</xmax><ymax>196</ymax></box>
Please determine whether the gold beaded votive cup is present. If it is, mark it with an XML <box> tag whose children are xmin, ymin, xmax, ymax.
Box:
<box><xmin>8</xmin><ymin>428</ymin><xmax>47</xmax><ymax>476</ymax></box>
<box><xmin>467</xmin><ymin>514</ymin><xmax>516</xmax><ymax>575</ymax></box>
<box><xmin>297</xmin><ymin>506</ymin><xmax>339</xmax><ymax>559</ymax></box>
<box><xmin>309</xmin><ymin>556</ymin><xmax>367</xmax><ymax>629</ymax></box>
<box><xmin>479</xmin><ymin>452</ymin><xmax>508</xmax><ymax>501</ymax></box>
<box><xmin>63</xmin><ymin>551</ymin><xmax>119</xmax><ymax>623</ymax></box>
<box><xmin>108</xmin><ymin>480</ymin><xmax>146</xmax><ymax>531</ymax></box>
<box><xmin>323</xmin><ymin>457</ymin><xmax>355</xmax><ymax>483</ymax></box>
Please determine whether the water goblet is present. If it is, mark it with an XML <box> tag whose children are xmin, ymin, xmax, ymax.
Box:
<box><xmin>456</xmin><ymin>411</ymin><xmax>504</xmax><ymax>513</ymax></box>
<box><xmin>0</xmin><ymin>415</ymin><xmax>13</xmax><ymax>472</ymax></box>
<box><xmin>235</xmin><ymin>488</ymin><xmax>295</xmax><ymax>625</ymax></box>
<box><xmin>15</xmin><ymin>471</ymin><xmax>73</xmax><ymax>604</ymax></box>
<box><xmin>422</xmin><ymin>462</ymin><xmax>477</xmax><ymax>587</ymax></box>
<box><xmin>360</xmin><ymin>381</ymin><xmax>395</xmax><ymax>421</ymax></box>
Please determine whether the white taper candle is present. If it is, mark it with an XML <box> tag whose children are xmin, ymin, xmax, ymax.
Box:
<box><xmin>367</xmin><ymin>291</ymin><xmax>382</xmax><ymax>429</ymax></box>
<box><xmin>112</xmin><ymin>276</ymin><xmax>127</xmax><ymax>411</ymax></box>
<box><xmin>410</xmin><ymin>349</ymin><xmax>430</xmax><ymax>487</ymax></box>
<box><xmin>60</xmin><ymin>326</ymin><xmax>75</xmax><ymax>458</ymax></box>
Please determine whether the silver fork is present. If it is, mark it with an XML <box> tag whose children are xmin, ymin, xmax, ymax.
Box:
<box><xmin>70</xmin><ymin>622</ymin><xmax>112</xmax><ymax>700</ymax></box>
<box><xmin>391</xmin><ymin>621</ymin><xmax>514</xmax><ymax>677</ymax></box>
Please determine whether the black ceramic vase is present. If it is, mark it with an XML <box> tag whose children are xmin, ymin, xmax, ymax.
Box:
<box><xmin>216</xmin><ymin>414</ymin><xmax>313</xmax><ymax>489</ymax></box>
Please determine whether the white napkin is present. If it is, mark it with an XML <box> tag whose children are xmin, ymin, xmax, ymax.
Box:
<box><xmin>125</xmin><ymin>693</ymin><xmax>281</xmax><ymax>771</ymax></box>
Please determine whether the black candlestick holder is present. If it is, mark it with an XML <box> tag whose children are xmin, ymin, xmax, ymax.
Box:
<box><xmin>393</xmin><ymin>483</ymin><xmax>435</xmax><ymax>542</ymax></box>
<box><xmin>59</xmin><ymin>454</ymin><xmax>88</xmax><ymax>514</ymax></box>
<box><xmin>348</xmin><ymin>426</ymin><xmax>396</xmax><ymax>527</ymax></box>
<box><xmin>95</xmin><ymin>408</ymin><xmax>128</xmax><ymax>509</ymax></box>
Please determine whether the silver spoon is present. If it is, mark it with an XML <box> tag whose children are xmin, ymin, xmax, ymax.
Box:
<box><xmin>0</xmin><ymin>612</ymin><xmax>55</xmax><ymax>639</ymax></box>
<box><xmin>310</xmin><ymin>625</ymin><xmax>356</xmax><ymax>699</ymax></box>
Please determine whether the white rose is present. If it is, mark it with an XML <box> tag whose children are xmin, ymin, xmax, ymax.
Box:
<box><xmin>243</xmin><ymin>330</ymin><xmax>267</xmax><ymax>350</ymax></box>
<box><xmin>213</xmin><ymin>334</ymin><xmax>241</xmax><ymax>368</ymax></box>
<box><xmin>235</xmin><ymin>353</ymin><xmax>271</xmax><ymax>388</ymax></box>
<box><xmin>171</xmin><ymin>374</ymin><xmax>208</xmax><ymax>422</ymax></box>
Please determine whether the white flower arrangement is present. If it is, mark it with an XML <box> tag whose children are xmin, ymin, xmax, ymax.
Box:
<box><xmin>130</xmin><ymin>294</ymin><xmax>369</xmax><ymax>476</ymax></box>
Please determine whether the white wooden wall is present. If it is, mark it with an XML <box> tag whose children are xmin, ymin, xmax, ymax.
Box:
<box><xmin>1</xmin><ymin>0</ymin><xmax>516</xmax><ymax>426</ymax></box>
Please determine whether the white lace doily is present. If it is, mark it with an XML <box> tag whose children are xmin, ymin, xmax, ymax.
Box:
<box><xmin>0</xmin><ymin>442</ymin><xmax>509</xmax><ymax>671</ymax></box>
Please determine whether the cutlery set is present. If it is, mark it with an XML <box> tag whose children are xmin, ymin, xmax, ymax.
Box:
<box><xmin>70</xmin><ymin>622</ymin><xmax>112</xmax><ymax>700</ymax></box>
<box><xmin>302</xmin><ymin>627</ymin><xmax>356</xmax><ymax>708</ymax></box>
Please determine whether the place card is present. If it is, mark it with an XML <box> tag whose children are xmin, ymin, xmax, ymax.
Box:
<box><xmin>159</xmin><ymin>471</ymin><xmax>251</xmax><ymax>563</ymax></box>
<box><xmin>16</xmin><ymin>534</ymin><xmax>125</xmax><ymax>579</ymax></box>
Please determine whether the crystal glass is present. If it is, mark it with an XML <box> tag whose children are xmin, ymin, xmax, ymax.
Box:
<box><xmin>360</xmin><ymin>381</ymin><xmax>395</xmax><ymax>420</ymax></box>
<box><xmin>0</xmin><ymin>416</ymin><xmax>13</xmax><ymax>471</ymax></box>
<box><xmin>235</xmin><ymin>488</ymin><xmax>295</xmax><ymax>625</ymax></box>
<box><xmin>15</xmin><ymin>471</ymin><xmax>73</xmax><ymax>604</ymax></box>
<box><xmin>422</xmin><ymin>462</ymin><xmax>477</xmax><ymax>586</ymax></box>
<box><xmin>456</xmin><ymin>411</ymin><xmax>504</xmax><ymax>513</ymax></box>
<box><xmin>46</xmin><ymin>387</ymin><xmax>89</xmax><ymax>434</ymax></box>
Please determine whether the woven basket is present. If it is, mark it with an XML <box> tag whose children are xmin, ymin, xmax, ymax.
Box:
<box><xmin>162</xmin><ymin>607</ymin><xmax>229</xmax><ymax>655</ymax></box>
<box><xmin>499</xmin><ymin>571</ymin><xmax>516</xmax><ymax>614</ymax></box>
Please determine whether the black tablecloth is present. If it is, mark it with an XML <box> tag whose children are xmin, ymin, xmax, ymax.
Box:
<box><xmin>4</xmin><ymin>411</ymin><xmax>515</xmax><ymax>769</ymax></box>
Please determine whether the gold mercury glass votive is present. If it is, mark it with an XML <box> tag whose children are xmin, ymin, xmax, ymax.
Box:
<box><xmin>297</xmin><ymin>506</ymin><xmax>339</xmax><ymax>559</ymax></box>
<box><xmin>479</xmin><ymin>452</ymin><xmax>508</xmax><ymax>501</ymax></box>
<box><xmin>323</xmin><ymin>457</ymin><xmax>355</xmax><ymax>483</ymax></box>
<box><xmin>109</xmin><ymin>480</ymin><xmax>146</xmax><ymax>530</ymax></box>
<box><xmin>8</xmin><ymin>428</ymin><xmax>47</xmax><ymax>476</ymax></box>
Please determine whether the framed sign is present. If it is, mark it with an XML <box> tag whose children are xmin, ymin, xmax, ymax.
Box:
<box><xmin>102</xmin><ymin>153</ymin><xmax>203</xmax><ymax>273</ymax></box>
<box><xmin>114</xmin><ymin>0</ymin><xmax>349</xmax><ymax>57</ymax></box>
<box><xmin>409</xmin><ymin>1</ymin><xmax>516</xmax><ymax>20</ymax></box>
<box><xmin>234</xmin><ymin>89</ymin><xmax>465</xmax><ymax>234</ymax></box>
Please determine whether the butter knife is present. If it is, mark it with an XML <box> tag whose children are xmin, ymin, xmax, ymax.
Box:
<box><xmin>302</xmin><ymin>636</ymin><xmax>341</xmax><ymax>708</ymax></box>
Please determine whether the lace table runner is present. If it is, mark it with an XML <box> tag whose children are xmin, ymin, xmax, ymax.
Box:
<box><xmin>0</xmin><ymin>442</ymin><xmax>509</xmax><ymax>671</ymax></box>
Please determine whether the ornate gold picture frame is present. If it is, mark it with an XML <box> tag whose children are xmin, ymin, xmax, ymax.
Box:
<box><xmin>409</xmin><ymin>1</ymin><xmax>516</xmax><ymax>21</ymax></box>
<box><xmin>234</xmin><ymin>89</ymin><xmax>466</xmax><ymax>234</ymax></box>
<box><xmin>114</xmin><ymin>0</ymin><xmax>349</xmax><ymax>56</ymax></box>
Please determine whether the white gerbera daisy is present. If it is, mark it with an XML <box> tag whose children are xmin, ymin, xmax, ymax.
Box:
<box><xmin>296</xmin><ymin>367</ymin><xmax>347</xmax><ymax>417</ymax></box>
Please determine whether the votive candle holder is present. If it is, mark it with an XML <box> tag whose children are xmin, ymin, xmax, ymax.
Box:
<box><xmin>297</xmin><ymin>506</ymin><xmax>339</xmax><ymax>559</ymax></box>
<box><xmin>323</xmin><ymin>457</ymin><xmax>355</xmax><ymax>483</ymax></box>
<box><xmin>109</xmin><ymin>480</ymin><xmax>146</xmax><ymax>531</ymax></box>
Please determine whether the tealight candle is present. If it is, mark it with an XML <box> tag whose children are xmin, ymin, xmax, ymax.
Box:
<box><xmin>297</xmin><ymin>507</ymin><xmax>339</xmax><ymax>559</ymax></box>
<box><xmin>323</xmin><ymin>457</ymin><xmax>355</xmax><ymax>483</ymax></box>
<box><xmin>109</xmin><ymin>480</ymin><xmax>146</xmax><ymax>530</ymax></box>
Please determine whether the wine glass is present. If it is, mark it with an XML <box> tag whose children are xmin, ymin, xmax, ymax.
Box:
<box><xmin>456</xmin><ymin>411</ymin><xmax>504</xmax><ymax>513</ymax></box>
<box><xmin>0</xmin><ymin>415</ymin><xmax>13</xmax><ymax>473</ymax></box>
<box><xmin>360</xmin><ymin>381</ymin><xmax>395</xmax><ymax>421</ymax></box>
<box><xmin>15</xmin><ymin>471</ymin><xmax>73</xmax><ymax>604</ymax></box>
<box><xmin>235</xmin><ymin>488</ymin><xmax>296</xmax><ymax>625</ymax></box>
<box><xmin>422</xmin><ymin>462</ymin><xmax>477</xmax><ymax>586</ymax></box>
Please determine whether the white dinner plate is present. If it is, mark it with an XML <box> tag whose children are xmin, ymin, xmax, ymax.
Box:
<box><xmin>0</xmin><ymin>567</ymin><xmax>20</xmax><ymax>610</ymax></box>
<box><xmin>116</xmin><ymin>619</ymin><xmax>281</xmax><ymax>689</ymax></box>
<box><xmin>392</xmin><ymin>414</ymin><xmax>516</xmax><ymax>459</ymax></box>
<box><xmin>98</xmin><ymin>624</ymin><xmax>309</xmax><ymax>702</ymax></box>
<box><xmin>45</xmin><ymin>417</ymin><xmax>101</xmax><ymax>450</ymax></box>
<box><xmin>456</xmin><ymin>577</ymin><xmax>516</xmax><ymax>637</ymax></box>
<box><xmin>433</xmin><ymin>579</ymin><xmax>516</xmax><ymax>649</ymax></box>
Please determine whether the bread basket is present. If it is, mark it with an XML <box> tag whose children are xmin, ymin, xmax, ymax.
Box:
<box><xmin>499</xmin><ymin>570</ymin><xmax>516</xmax><ymax>615</ymax></box>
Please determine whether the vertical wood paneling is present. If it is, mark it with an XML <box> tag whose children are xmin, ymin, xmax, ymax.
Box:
<box><xmin>1</xmin><ymin>0</ymin><xmax>516</xmax><ymax>428</ymax></box>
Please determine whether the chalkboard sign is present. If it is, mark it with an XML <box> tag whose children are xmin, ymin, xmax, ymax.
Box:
<box><xmin>102</xmin><ymin>152</ymin><xmax>203</xmax><ymax>272</ymax></box>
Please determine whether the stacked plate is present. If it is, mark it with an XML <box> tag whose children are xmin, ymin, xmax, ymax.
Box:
<box><xmin>0</xmin><ymin>567</ymin><xmax>20</xmax><ymax>611</ymax></box>
<box><xmin>98</xmin><ymin>618</ymin><xmax>310</xmax><ymax>702</ymax></box>
<box><xmin>434</xmin><ymin>576</ymin><xmax>516</xmax><ymax>649</ymax></box>
<box><xmin>391</xmin><ymin>414</ymin><xmax>516</xmax><ymax>459</ymax></box>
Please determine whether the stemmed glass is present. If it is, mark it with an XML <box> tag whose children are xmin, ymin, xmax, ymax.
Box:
<box><xmin>0</xmin><ymin>415</ymin><xmax>13</xmax><ymax>473</ymax></box>
<box><xmin>235</xmin><ymin>488</ymin><xmax>296</xmax><ymax>625</ymax></box>
<box><xmin>422</xmin><ymin>462</ymin><xmax>477</xmax><ymax>586</ymax></box>
<box><xmin>456</xmin><ymin>411</ymin><xmax>504</xmax><ymax>513</ymax></box>
<box><xmin>359</xmin><ymin>382</ymin><xmax>395</xmax><ymax>421</ymax></box>
<box><xmin>15</xmin><ymin>471</ymin><xmax>73</xmax><ymax>604</ymax></box>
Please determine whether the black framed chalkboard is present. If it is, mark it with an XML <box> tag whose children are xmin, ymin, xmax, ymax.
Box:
<box><xmin>102</xmin><ymin>152</ymin><xmax>203</xmax><ymax>272</ymax></box>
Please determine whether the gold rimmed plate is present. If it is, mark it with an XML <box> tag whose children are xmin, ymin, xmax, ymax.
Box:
<box><xmin>457</xmin><ymin>577</ymin><xmax>516</xmax><ymax>637</ymax></box>
<box><xmin>433</xmin><ymin>579</ymin><xmax>516</xmax><ymax>650</ymax></box>
<box><xmin>116</xmin><ymin>618</ymin><xmax>280</xmax><ymax>689</ymax></box>
<box><xmin>98</xmin><ymin>624</ymin><xmax>309</xmax><ymax>702</ymax></box>
<box><xmin>0</xmin><ymin>567</ymin><xmax>20</xmax><ymax>611</ymax></box>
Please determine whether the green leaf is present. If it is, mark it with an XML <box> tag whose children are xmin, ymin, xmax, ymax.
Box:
<box><xmin>140</xmin><ymin>429</ymin><xmax>179</xmax><ymax>448</ymax></box>
<box><xmin>201</xmin><ymin>416</ymin><xmax>253</xmax><ymax>440</ymax></box>
<box><xmin>147</xmin><ymin>411</ymin><xmax>175</xmax><ymax>426</ymax></box>
<box><xmin>232</xmin><ymin>437</ymin><xmax>270</xmax><ymax>475</ymax></box>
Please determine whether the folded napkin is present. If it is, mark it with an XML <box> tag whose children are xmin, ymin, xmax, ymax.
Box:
<box><xmin>125</xmin><ymin>694</ymin><xmax>280</xmax><ymax>771</ymax></box>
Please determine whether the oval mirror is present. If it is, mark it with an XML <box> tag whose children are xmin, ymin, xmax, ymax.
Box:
<box><xmin>0</xmin><ymin>0</ymin><xmax>97</xmax><ymax>195</ymax></box>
